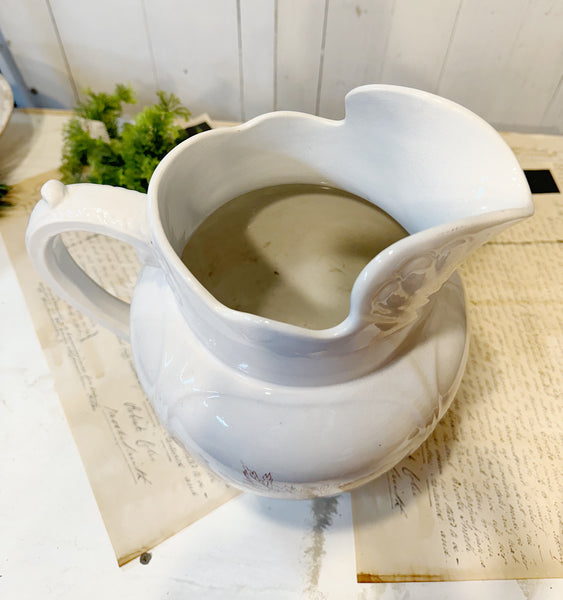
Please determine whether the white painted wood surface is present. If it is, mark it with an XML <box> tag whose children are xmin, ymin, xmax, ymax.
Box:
<box><xmin>318</xmin><ymin>0</ymin><xmax>395</xmax><ymax>117</ymax></box>
<box><xmin>0</xmin><ymin>0</ymin><xmax>562</xmax><ymax>131</ymax></box>
<box><xmin>380</xmin><ymin>0</ymin><xmax>461</xmax><ymax>92</ymax></box>
<box><xmin>144</xmin><ymin>0</ymin><xmax>242</xmax><ymax>120</ymax></box>
<box><xmin>0</xmin><ymin>0</ymin><xmax>76</xmax><ymax>108</ymax></box>
<box><xmin>276</xmin><ymin>0</ymin><xmax>326</xmax><ymax>114</ymax></box>
<box><xmin>239</xmin><ymin>0</ymin><xmax>275</xmax><ymax>119</ymax></box>
<box><xmin>48</xmin><ymin>0</ymin><xmax>157</xmax><ymax>107</ymax></box>
<box><xmin>435</xmin><ymin>0</ymin><xmax>563</xmax><ymax>131</ymax></box>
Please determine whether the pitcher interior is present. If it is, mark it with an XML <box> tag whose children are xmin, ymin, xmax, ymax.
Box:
<box><xmin>181</xmin><ymin>183</ymin><xmax>409</xmax><ymax>329</ymax></box>
<box><xmin>155</xmin><ymin>94</ymin><xmax>529</xmax><ymax>254</ymax></box>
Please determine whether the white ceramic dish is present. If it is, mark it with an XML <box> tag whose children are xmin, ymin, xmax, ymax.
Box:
<box><xmin>0</xmin><ymin>74</ymin><xmax>14</xmax><ymax>138</ymax></box>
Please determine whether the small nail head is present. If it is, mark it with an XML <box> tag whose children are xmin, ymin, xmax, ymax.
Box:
<box><xmin>41</xmin><ymin>180</ymin><xmax>66</xmax><ymax>207</ymax></box>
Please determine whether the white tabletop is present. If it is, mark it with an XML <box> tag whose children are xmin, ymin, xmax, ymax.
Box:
<box><xmin>0</xmin><ymin>109</ymin><xmax>560</xmax><ymax>600</ymax></box>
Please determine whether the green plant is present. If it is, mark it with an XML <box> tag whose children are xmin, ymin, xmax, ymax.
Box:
<box><xmin>74</xmin><ymin>83</ymin><xmax>135</xmax><ymax>138</ymax></box>
<box><xmin>60</xmin><ymin>85</ymin><xmax>191</xmax><ymax>193</ymax></box>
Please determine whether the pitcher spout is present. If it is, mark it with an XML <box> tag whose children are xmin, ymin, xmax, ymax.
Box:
<box><xmin>337</xmin><ymin>85</ymin><xmax>534</xmax><ymax>335</ymax></box>
<box><xmin>349</xmin><ymin>206</ymin><xmax>533</xmax><ymax>336</ymax></box>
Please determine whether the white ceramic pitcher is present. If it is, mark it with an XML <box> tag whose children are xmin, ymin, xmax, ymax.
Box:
<box><xmin>26</xmin><ymin>85</ymin><xmax>533</xmax><ymax>498</ymax></box>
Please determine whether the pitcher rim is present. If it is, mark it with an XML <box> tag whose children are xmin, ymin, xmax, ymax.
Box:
<box><xmin>146</xmin><ymin>85</ymin><xmax>534</xmax><ymax>341</ymax></box>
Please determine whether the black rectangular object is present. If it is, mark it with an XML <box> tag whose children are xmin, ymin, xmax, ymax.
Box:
<box><xmin>183</xmin><ymin>121</ymin><xmax>212</xmax><ymax>137</ymax></box>
<box><xmin>523</xmin><ymin>169</ymin><xmax>560</xmax><ymax>194</ymax></box>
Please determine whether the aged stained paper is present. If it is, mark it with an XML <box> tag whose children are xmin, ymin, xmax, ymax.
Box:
<box><xmin>352</xmin><ymin>134</ymin><xmax>563</xmax><ymax>582</ymax></box>
<box><xmin>0</xmin><ymin>171</ymin><xmax>238</xmax><ymax>565</ymax></box>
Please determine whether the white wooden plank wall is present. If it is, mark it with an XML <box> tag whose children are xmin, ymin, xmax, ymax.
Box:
<box><xmin>0</xmin><ymin>0</ymin><xmax>562</xmax><ymax>132</ymax></box>
<box><xmin>144</xmin><ymin>0</ymin><xmax>241</xmax><ymax>119</ymax></box>
<box><xmin>239</xmin><ymin>0</ymin><xmax>274</xmax><ymax>119</ymax></box>
<box><xmin>0</xmin><ymin>0</ymin><xmax>76</xmax><ymax>108</ymax></box>
<box><xmin>276</xmin><ymin>0</ymin><xmax>326</xmax><ymax>115</ymax></box>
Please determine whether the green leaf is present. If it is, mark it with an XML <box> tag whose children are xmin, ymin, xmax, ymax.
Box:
<box><xmin>60</xmin><ymin>85</ymin><xmax>192</xmax><ymax>193</ymax></box>
<box><xmin>74</xmin><ymin>83</ymin><xmax>135</xmax><ymax>138</ymax></box>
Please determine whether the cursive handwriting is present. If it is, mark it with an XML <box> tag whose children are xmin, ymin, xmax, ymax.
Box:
<box><xmin>124</xmin><ymin>401</ymin><xmax>148</xmax><ymax>432</ymax></box>
<box><xmin>103</xmin><ymin>406</ymin><xmax>153</xmax><ymax>485</ymax></box>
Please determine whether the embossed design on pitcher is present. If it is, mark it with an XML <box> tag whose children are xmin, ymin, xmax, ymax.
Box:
<box><xmin>370</xmin><ymin>235</ymin><xmax>478</xmax><ymax>334</ymax></box>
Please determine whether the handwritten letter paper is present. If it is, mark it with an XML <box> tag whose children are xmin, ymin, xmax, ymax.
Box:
<box><xmin>352</xmin><ymin>134</ymin><xmax>563</xmax><ymax>582</ymax></box>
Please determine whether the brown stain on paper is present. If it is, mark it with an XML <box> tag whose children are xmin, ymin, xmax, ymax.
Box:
<box><xmin>357</xmin><ymin>572</ymin><xmax>442</xmax><ymax>583</ymax></box>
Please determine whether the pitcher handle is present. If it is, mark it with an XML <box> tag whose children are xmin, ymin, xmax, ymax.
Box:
<box><xmin>25</xmin><ymin>180</ymin><xmax>154</xmax><ymax>341</ymax></box>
